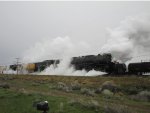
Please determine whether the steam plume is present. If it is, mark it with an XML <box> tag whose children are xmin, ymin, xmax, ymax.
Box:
<box><xmin>40</xmin><ymin>58</ymin><xmax>106</xmax><ymax>76</ymax></box>
<box><xmin>101</xmin><ymin>15</ymin><xmax>150</xmax><ymax>62</ymax></box>
<box><xmin>22</xmin><ymin>36</ymin><xmax>104</xmax><ymax>76</ymax></box>
<box><xmin>22</xmin><ymin>37</ymin><xmax>91</xmax><ymax>63</ymax></box>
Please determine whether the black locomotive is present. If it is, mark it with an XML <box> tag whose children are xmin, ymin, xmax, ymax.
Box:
<box><xmin>71</xmin><ymin>54</ymin><xmax>126</xmax><ymax>74</ymax></box>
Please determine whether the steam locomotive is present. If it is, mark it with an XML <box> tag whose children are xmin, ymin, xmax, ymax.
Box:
<box><xmin>71</xmin><ymin>54</ymin><xmax>126</xmax><ymax>74</ymax></box>
<box><xmin>9</xmin><ymin>53</ymin><xmax>150</xmax><ymax>75</ymax></box>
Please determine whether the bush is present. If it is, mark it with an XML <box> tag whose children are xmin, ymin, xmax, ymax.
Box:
<box><xmin>63</xmin><ymin>86</ymin><xmax>72</xmax><ymax>92</ymax></box>
<box><xmin>57</xmin><ymin>82</ymin><xmax>72</xmax><ymax>92</ymax></box>
<box><xmin>102</xmin><ymin>89</ymin><xmax>113</xmax><ymax>96</ymax></box>
<box><xmin>70</xmin><ymin>81</ymin><xmax>81</xmax><ymax>90</ymax></box>
<box><xmin>81</xmin><ymin>88</ymin><xmax>95</xmax><ymax>97</ymax></box>
<box><xmin>131</xmin><ymin>91</ymin><xmax>150</xmax><ymax>102</ymax></box>
<box><xmin>101</xmin><ymin>81</ymin><xmax>119</xmax><ymax>93</ymax></box>
<box><xmin>104</xmin><ymin>104</ymin><xmax>133</xmax><ymax>113</ymax></box>
<box><xmin>85</xmin><ymin>100</ymin><xmax>100</xmax><ymax>110</ymax></box>
<box><xmin>95</xmin><ymin>88</ymin><xmax>102</xmax><ymax>94</ymax></box>
<box><xmin>68</xmin><ymin>99</ymin><xmax>100</xmax><ymax>111</ymax></box>
<box><xmin>31</xmin><ymin>82</ymin><xmax>40</xmax><ymax>86</ymax></box>
<box><xmin>0</xmin><ymin>83</ymin><xmax>10</xmax><ymax>89</ymax></box>
<box><xmin>57</xmin><ymin>82</ymin><xmax>67</xmax><ymax>90</ymax></box>
<box><xmin>19</xmin><ymin>88</ymin><xmax>29</xmax><ymax>94</ymax></box>
<box><xmin>68</xmin><ymin>98</ymin><xmax>82</xmax><ymax>106</ymax></box>
<box><xmin>124</xmin><ymin>86</ymin><xmax>139</xmax><ymax>95</ymax></box>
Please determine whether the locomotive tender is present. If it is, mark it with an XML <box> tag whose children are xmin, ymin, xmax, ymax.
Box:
<box><xmin>9</xmin><ymin>53</ymin><xmax>150</xmax><ymax>75</ymax></box>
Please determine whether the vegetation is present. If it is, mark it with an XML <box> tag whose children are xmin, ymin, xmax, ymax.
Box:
<box><xmin>104</xmin><ymin>104</ymin><xmax>133</xmax><ymax>113</ymax></box>
<box><xmin>0</xmin><ymin>74</ymin><xmax>150</xmax><ymax>113</ymax></box>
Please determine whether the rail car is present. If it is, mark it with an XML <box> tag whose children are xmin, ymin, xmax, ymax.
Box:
<box><xmin>9</xmin><ymin>64</ymin><xmax>22</xmax><ymax>71</ymax></box>
<box><xmin>26</xmin><ymin>60</ymin><xmax>60</xmax><ymax>72</ymax></box>
<box><xmin>128</xmin><ymin>62</ymin><xmax>150</xmax><ymax>75</ymax></box>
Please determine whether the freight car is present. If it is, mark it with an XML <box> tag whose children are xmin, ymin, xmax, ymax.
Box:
<box><xmin>9</xmin><ymin>64</ymin><xmax>22</xmax><ymax>71</ymax></box>
<box><xmin>128</xmin><ymin>62</ymin><xmax>150</xmax><ymax>75</ymax></box>
<box><xmin>26</xmin><ymin>60</ymin><xmax>59</xmax><ymax>72</ymax></box>
<box><xmin>25</xmin><ymin>63</ymin><xmax>36</xmax><ymax>73</ymax></box>
<box><xmin>10</xmin><ymin>64</ymin><xmax>17</xmax><ymax>71</ymax></box>
<box><xmin>10</xmin><ymin>60</ymin><xmax>59</xmax><ymax>72</ymax></box>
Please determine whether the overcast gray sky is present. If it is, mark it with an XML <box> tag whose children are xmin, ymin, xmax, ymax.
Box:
<box><xmin>0</xmin><ymin>1</ymin><xmax>150</xmax><ymax>65</ymax></box>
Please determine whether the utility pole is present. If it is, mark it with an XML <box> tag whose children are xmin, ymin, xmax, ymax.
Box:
<box><xmin>16</xmin><ymin>58</ymin><xmax>20</xmax><ymax>75</ymax></box>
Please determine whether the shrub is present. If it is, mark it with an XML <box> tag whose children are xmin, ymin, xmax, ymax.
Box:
<box><xmin>131</xmin><ymin>91</ymin><xmax>150</xmax><ymax>102</ymax></box>
<box><xmin>85</xmin><ymin>100</ymin><xmax>100</xmax><ymax>110</ymax></box>
<box><xmin>19</xmin><ymin>88</ymin><xmax>29</xmax><ymax>94</ymax></box>
<box><xmin>138</xmin><ymin>91</ymin><xmax>150</xmax><ymax>100</ymax></box>
<box><xmin>124</xmin><ymin>86</ymin><xmax>139</xmax><ymax>95</ymax></box>
<box><xmin>102</xmin><ymin>89</ymin><xmax>113</xmax><ymax>96</ymax></box>
<box><xmin>0</xmin><ymin>83</ymin><xmax>10</xmax><ymax>89</ymax></box>
<box><xmin>68</xmin><ymin>98</ymin><xmax>82</xmax><ymax>106</ymax></box>
<box><xmin>57</xmin><ymin>82</ymin><xmax>72</xmax><ymax>92</ymax></box>
<box><xmin>63</xmin><ymin>86</ymin><xmax>72</xmax><ymax>92</ymax></box>
<box><xmin>95</xmin><ymin>88</ymin><xmax>102</xmax><ymax>94</ymax></box>
<box><xmin>57</xmin><ymin>82</ymin><xmax>67</xmax><ymax>89</ymax></box>
<box><xmin>68</xmin><ymin>99</ymin><xmax>100</xmax><ymax>111</ymax></box>
<box><xmin>81</xmin><ymin>88</ymin><xmax>95</xmax><ymax>97</ymax></box>
<box><xmin>31</xmin><ymin>82</ymin><xmax>40</xmax><ymax>86</ymax></box>
<box><xmin>104</xmin><ymin>104</ymin><xmax>133</xmax><ymax>113</ymax></box>
<box><xmin>70</xmin><ymin>81</ymin><xmax>81</xmax><ymax>90</ymax></box>
<box><xmin>101</xmin><ymin>81</ymin><xmax>119</xmax><ymax>93</ymax></box>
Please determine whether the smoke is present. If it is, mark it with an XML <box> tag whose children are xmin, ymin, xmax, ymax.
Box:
<box><xmin>22</xmin><ymin>37</ymin><xmax>92</xmax><ymax>63</ymax></box>
<box><xmin>3</xmin><ymin>67</ymin><xmax>17</xmax><ymax>74</ymax></box>
<box><xmin>101</xmin><ymin>15</ymin><xmax>150</xmax><ymax>62</ymax></box>
<box><xmin>40</xmin><ymin>57</ymin><xmax>106</xmax><ymax>76</ymax></box>
<box><xmin>22</xmin><ymin>36</ymin><xmax>104</xmax><ymax>76</ymax></box>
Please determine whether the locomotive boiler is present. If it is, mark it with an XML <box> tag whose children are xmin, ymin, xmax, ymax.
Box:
<box><xmin>71</xmin><ymin>53</ymin><xmax>126</xmax><ymax>74</ymax></box>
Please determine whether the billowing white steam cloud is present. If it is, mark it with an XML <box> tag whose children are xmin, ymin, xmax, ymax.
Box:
<box><xmin>101</xmin><ymin>15</ymin><xmax>150</xmax><ymax>62</ymax></box>
<box><xmin>22</xmin><ymin>37</ymin><xmax>92</xmax><ymax>63</ymax></box>
<box><xmin>40</xmin><ymin>57</ymin><xmax>106</xmax><ymax>76</ymax></box>
<box><xmin>22</xmin><ymin>36</ymin><xmax>105</xmax><ymax>76</ymax></box>
<box><xmin>3</xmin><ymin>67</ymin><xmax>17</xmax><ymax>74</ymax></box>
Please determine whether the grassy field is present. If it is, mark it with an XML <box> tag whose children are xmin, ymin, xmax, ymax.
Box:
<box><xmin>0</xmin><ymin>74</ymin><xmax>150</xmax><ymax>113</ymax></box>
